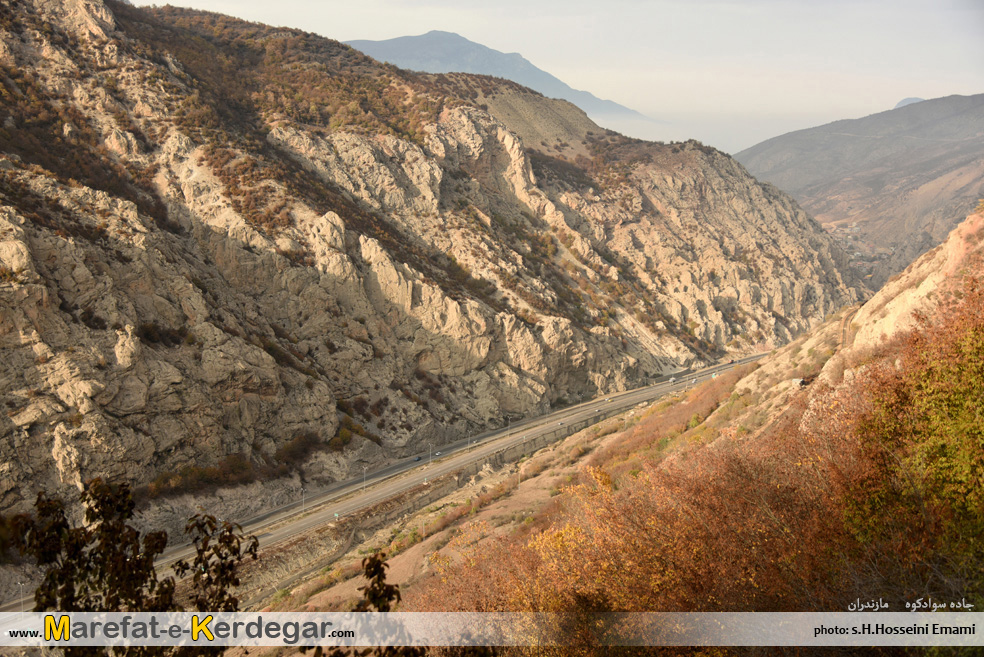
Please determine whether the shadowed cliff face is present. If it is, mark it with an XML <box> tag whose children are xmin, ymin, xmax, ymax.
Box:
<box><xmin>0</xmin><ymin>0</ymin><xmax>863</xmax><ymax>524</ymax></box>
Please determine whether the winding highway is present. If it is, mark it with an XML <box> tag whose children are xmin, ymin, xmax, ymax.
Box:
<box><xmin>1</xmin><ymin>353</ymin><xmax>764</xmax><ymax>612</ymax></box>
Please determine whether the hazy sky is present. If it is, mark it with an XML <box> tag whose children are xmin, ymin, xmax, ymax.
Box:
<box><xmin>143</xmin><ymin>0</ymin><xmax>984</xmax><ymax>153</ymax></box>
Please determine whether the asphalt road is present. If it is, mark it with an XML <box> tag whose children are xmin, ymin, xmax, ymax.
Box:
<box><xmin>181</xmin><ymin>352</ymin><xmax>764</xmax><ymax>563</ymax></box>
<box><xmin>1</xmin><ymin>353</ymin><xmax>763</xmax><ymax>612</ymax></box>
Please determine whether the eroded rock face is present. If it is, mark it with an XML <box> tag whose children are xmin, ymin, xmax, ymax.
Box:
<box><xmin>848</xmin><ymin>212</ymin><xmax>984</xmax><ymax>351</ymax></box>
<box><xmin>0</xmin><ymin>0</ymin><xmax>863</xmax><ymax>524</ymax></box>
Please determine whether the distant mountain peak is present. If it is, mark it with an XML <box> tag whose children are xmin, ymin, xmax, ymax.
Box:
<box><xmin>345</xmin><ymin>32</ymin><xmax>660</xmax><ymax>128</ymax></box>
<box><xmin>894</xmin><ymin>97</ymin><xmax>925</xmax><ymax>109</ymax></box>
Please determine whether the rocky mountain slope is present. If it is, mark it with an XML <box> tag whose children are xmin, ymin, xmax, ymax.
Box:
<box><xmin>0</xmin><ymin>0</ymin><xmax>862</xmax><ymax>524</ymax></box>
<box><xmin>735</xmin><ymin>93</ymin><xmax>984</xmax><ymax>288</ymax></box>
<box><xmin>345</xmin><ymin>31</ymin><xmax>659</xmax><ymax>132</ymax></box>
<box><xmin>846</xmin><ymin>205</ymin><xmax>984</xmax><ymax>352</ymax></box>
<box><xmin>395</xmin><ymin>207</ymin><xmax>984</xmax><ymax>619</ymax></box>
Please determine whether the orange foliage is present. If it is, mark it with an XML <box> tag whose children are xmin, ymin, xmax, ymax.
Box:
<box><xmin>409</xmin><ymin>277</ymin><xmax>984</xmax><ymax>619</ymax></box>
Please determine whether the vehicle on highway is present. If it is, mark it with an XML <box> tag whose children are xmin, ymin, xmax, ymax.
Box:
<box><xmin>691</xmin><ymin>378</ymin><xmax>697</xmax><ymax>384</ymax></box>
<box><xmin>435</xmin><ymin>451</ymin><xmax>442</xmax><ymax>456</ymax></box>
<box><xmin>606</xmin><ymin>398</ymin><xmax>612</xmax><ymax>402</ymax></box>
<box><xmin>414</xmin><ymin>456</ymin><xmax>422</xmax><ymax>462</ymax></box>
<box><xmin>669</xmin><ymin>377</ymin><xmax>677</xmax><ymax>383</ymax></box>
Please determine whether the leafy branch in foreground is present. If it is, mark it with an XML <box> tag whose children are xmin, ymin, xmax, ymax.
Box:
<box><xmin>174</xmin><ymin>513</ymin><xmax>259</xmax><ymax>612</ymax></box>
<box><xmin>17</xmin><ymin>479</ymin><xmax>177</xmax><ymax>618</ymax></box>
<box><xmin>303</xmin><ymin>552</ymin><xmax>497</xmax><ymax>657</ymax></box>
<box><xmin>14</xmin><ymin>478</ymin><xmax>258</xmax><ymax>656</ymax></box>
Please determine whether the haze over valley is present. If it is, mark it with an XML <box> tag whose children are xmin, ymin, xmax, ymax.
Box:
<box><xmin>346</xmin><ymin>30</ymin><xmax>663</xmax><ymax>144</ymax></box>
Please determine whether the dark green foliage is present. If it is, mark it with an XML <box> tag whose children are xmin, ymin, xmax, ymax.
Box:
<box><xmin>329</xmin><ymin>427</ymin><xmax>353</xmax><ymax>451</ymax></box>
<box><xmin>136</xmin><ymin>321</ymin><xmax>189</xmax><ymax>347</ymax></box>
<box><xmin>14</xmin><ymin>479</ymin><xmax>257</xmax><ymax>656</ymax></box>
<box><xmin>173</xmin><ymin>514</ymin><xmax>258</xmax><ymax>613</ymax></box>
<box><xmin>302</xmin><ymin>553</ymin><xmax>427</xmax><ymax>657</ymax></box>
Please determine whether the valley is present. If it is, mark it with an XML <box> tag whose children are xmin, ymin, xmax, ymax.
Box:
<box><xmin>0</xmin><ymin>0</ymin><xmax>861</xmax><ymax>531</ymax></box>
<box><xmin>0</xmin><ymin>0</ymin><xmax>981</xmax><ymax>650</ymax></box>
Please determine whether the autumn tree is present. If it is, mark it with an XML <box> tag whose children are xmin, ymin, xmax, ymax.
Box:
<box><xmin>826</xmin><ymin>276</ymin><xmax>984</xmax><ymax>603</ymax></box>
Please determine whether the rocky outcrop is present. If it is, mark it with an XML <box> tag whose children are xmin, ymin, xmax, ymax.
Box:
<box><xmin>849</xmin><ymin>211</ymin><xmax>984</xmax><ymax>351</ymax></box>
<box><xmin>0</xmin><ymin>0</ymin><xmax>864</xmax><ymax>525</ymax></box>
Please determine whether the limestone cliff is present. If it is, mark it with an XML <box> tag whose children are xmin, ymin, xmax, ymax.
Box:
<box><xmin>0</xmin><ymin>0</ymin><xmax>863</xmax><ymax>524</ymax></box>
<box><xmin>846</xmin><ymin>210</ymin><xmax>984</xmax><ymax>352</ymax></box>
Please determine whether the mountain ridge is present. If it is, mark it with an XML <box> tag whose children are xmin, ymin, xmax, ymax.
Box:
<box><xmin>735</xmin><ymin>93</ymin><xmax>984</xmax><ymax>288</ymax></box>
<box><xmin>345</xmin><ymin>30</ymin><xmax>660</xmax><ymax>127</ymax></box>
<box><xmin>0</xmin><ymin>0</ymin><xmax>862</xmax><ymax>532</ymax></box>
